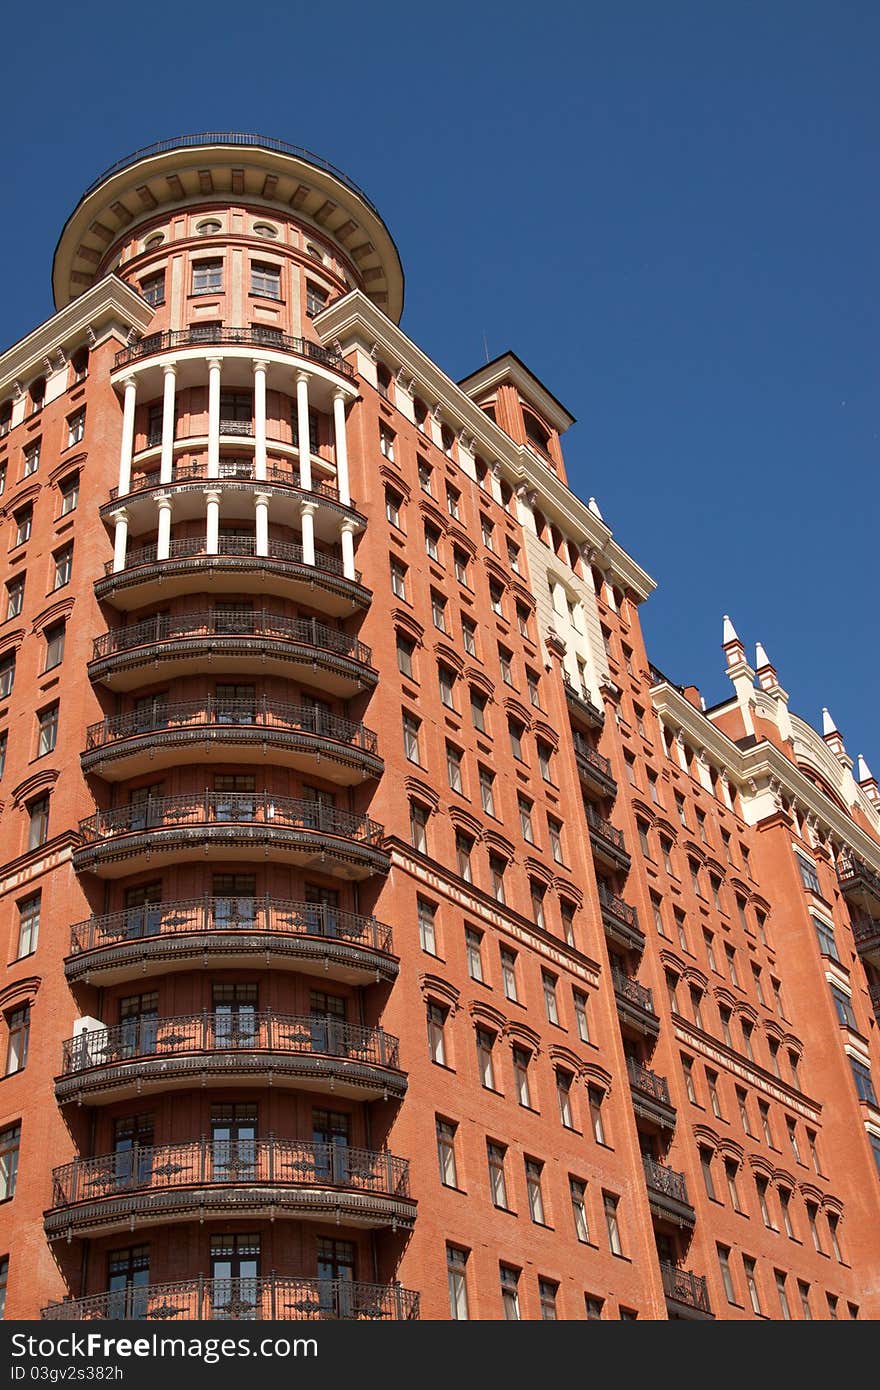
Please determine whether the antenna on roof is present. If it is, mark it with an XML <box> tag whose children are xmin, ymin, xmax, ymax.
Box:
<box><xmin>482</xmin><ymin>332</ymin><xmax>490</xmax><ymax>364</ymax></box>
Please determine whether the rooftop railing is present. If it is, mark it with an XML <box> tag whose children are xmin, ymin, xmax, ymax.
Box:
<box><xmin>114</xmin><ymin>326</ymin><xmax>354</xmax><ymax>376</ymax></box>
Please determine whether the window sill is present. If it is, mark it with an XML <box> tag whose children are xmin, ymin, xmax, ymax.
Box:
<box><xmin>431</xmin><ymin>1061</ymin><xmax>456</xmax><ymax>1074</ymax></box>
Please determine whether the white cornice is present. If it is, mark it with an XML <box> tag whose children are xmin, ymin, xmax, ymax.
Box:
<box><xmin>0</xmin><ymin>275</ymin><xmax>153</xmax><ymax>398</ymax></box>
<box><xmin>316</xmin><ymin>292</ymin><xmax>655</xmax><ymax>601</ymax></box>
<box><xmin>651</xmin><ymin>680</ymin><xmax>880</xmax><ymax>870</ymax></box>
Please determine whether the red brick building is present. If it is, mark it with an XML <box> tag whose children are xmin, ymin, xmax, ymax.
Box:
<box><xmin>0</xmin><ymin>134</ymin><xmax>878</xmax><ymax>1322</ymax></box>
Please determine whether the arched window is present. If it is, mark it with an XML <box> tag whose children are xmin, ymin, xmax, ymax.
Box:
<box><xmin>196</xmin><ymin>219</ymin><xmax>222</xmax><ymax>236</ymax></box>
<box><xmin>523</xmin><ymin>410</ymin><xmax>551</xmax><ymax>456</ymax></box>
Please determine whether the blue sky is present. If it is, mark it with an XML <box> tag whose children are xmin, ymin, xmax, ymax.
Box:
<box><xmin>5</xmin><ymin>2</ymin><xmax>878</xmax><ymax>765</ymax></box>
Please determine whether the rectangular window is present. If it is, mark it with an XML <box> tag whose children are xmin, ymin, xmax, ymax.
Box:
<box><xmin>812</xmin><ymin>915</ymin><xmax>839</xmax><ymax>961</ymax></box>
<box><xmin>0</xmin><ymin>654</ymin><xmax>15</xmax><ymax>699</ymax></box>
<box><xmin>480</xmin><ymin>515</ymin><xmax>494</xmax><ymax>551</ymax></box>
<box><xmin>775</xmin><ymin>1271</ymin><xmax>792</xmax><ymax>1320</ymax></box>
<box><xmin>53</xmin><ymin>545</ymin><xmax>73</xmax><ymax>590</ymax></box>
<box><xmin>570</xmin><ymin>1178</ymin><xmax>589</xmax><ymax>1242</ymax></box>
<box><xmin>500</xmin><ymin>947</ymin><xmax>518</xmax><ymax>1002</ymax></box>
<box><xmin>526</xmin><ymin>669</ymin><xmax>541</xmax><ymax>708</ymax></box>
<box><xmin>0</xmin><ymin>1257</ymin><xmax>6</xmax><ymax>1318</ymax></box>
<box><xmin>28</xmin><ymin>796</ymin><xmax>50</xmax><ymax>850</ymax></box>
<box><xmin>700</xmin><ymin>1148</ymin><xmax>717</xmax><ymax>1200</ymax></box>
<box><xmin>499</xmin><ymin>645</ymin><xmax>514</xmax><ymax>686</ymax></box>
<box><xmin>516</xmin><ymin>605</ymin><xmax>531</xmax><ymax>639</ymax></box>
<box><xmin>542</xmin><ymin>970</ymin><xmax>559</xmax><ymax>1025</ymax></box>
<box><xmin>379</xmin><ymin>424</ymin><xmax>395</xmax><ymax>461</ymax></box>
<box><xmin>140</xmin><ymin>271</ymin><xmax>165</xmax><ymax>306</ymax></box>
<box><xmin>13</xmin><ymin>506</ymin><xmax>32</xmax><ymax>547</ymax></box>
<box><xmin>446</xmin><ymin>1245</ymin><xmax>468</xmax><ymax>1320</ymax></box>
<box><xmin>831</xmin><ymin>984</ymin><xmax>858</xmax><ymax>1030</ymax></box>
<box><xmin>305</xmin><ymin>282</ymin><xmax>329</xmax><ymax>319</ymax></box>
<box><xmin>479</xmin><ymin>766</ymin><xmax>496</xmax><ymax>816</ymax></box>
<box><xmin>390</xmin><ymin>559</ymin><xmax>407</xmax><ymax>600</ymax></box>
<box><xmin>465</xmin><ymin>927</ymin><xmax>484</xmax><ymax>982</ymax></box>
<box><xmin>471</xmin><ymin>690</ymin><xmax>488</xmax><ymax>734</ymax></box>
<box><xmin>518</xmin><ymin>796</ymin><xmax>535</xmax><ymax>844</ymax></box>
<box><xmin>487</xmin><ymin>1141</ymin><xmax>509</xmax><ymax>1208</ymax></box>
<box><xmin>525</xmin><ymin>1158</ymin><xmax>546</xmax><ymax>1223</ymax></box>
<box><xmin>548</xmin><ymin>817</ymin><xmax>564</xmax><ymax>863</ymax></box>
<box><xmin>23</xmin><ymin>440</ymin><xmax>40</xmax><ymax>477</ymax></box>
<box><xmin>573</xmin><ymin>989</ymin><xmax>589</xmax><ymax>1042</ymax></box>
<box><xmin>59</xmin><ymin>471</ymin><xmax>80</xmax><ymax>515</ymax></box>
<box><xmin>476</xmin><ymin>1028</ymin><xmax>496</xmax><ymax>1089</ymax></box>
<box><xmin>436</xmin><ymin>1118</ymin><xmax>458</xmax><ymax>1188</ymax></box>
<box><xmin>556</xmin><ymin>1070</ymin><xmax>575</xmax><ymax>1128</ymax></box>
<box><xmin>37</xmin><ymin>703</ymin><xmax>59</xmax><ymax>756</ymax></box>
<box><xmin>508</xmin><ymin>718</ymin><xmax>525</xmax><ymax>761</ymax></box>
<box><xmin>500</xmin><ymin>1265</ymin><xmax>520</xmax><ymax>1321</ymax></box>
<box><xmin>438</xmin><ymin>663</ymin><xmax>456</xmax><ymax>709</ymax></box>
<box><xmin>44</xmin><ymin>622</ymin><xmax>65</xmax><ymax>672</ymax></box>
<box><xmin>585</xmin><ymin>1295</ymin><xmax>604</xmax><ymax>1319</ymax></box>
<box><xmin>427</xmin><ymin>1003</ymin><xmax>447</xmax><ymax>1066</ymax></box>
<box><xmin>424</xmin><ymin>524</ymin><xmax>440</xmax><ymax>561</ymax></box>
<box><xmin>537</xmin><ymin>741</ymin><xmax>553</xmax><ymax>783</ymax></box>
<box><xmin>0</xmin><ymin>1123</ymin><xmax>20</xmax><ymax>1200</ymax></box>
<box><xmin>67</xmin><ymin>409</ymin><xmax>86</xmax><ymax>447</ymax></box>
<box><xmin>5</xmin><ymin>575</ymin><xmax>24</xmax><ymax>621</ymax></box>
<box><xmin>796</xmin><ymin>852</ymin><xmax>821</xmax><ymax>895</ymax></box>
<box><xmin>250</xmin><ymin>262</ymin><xmax>281</xmax><ymax>299</ymax></box>
<box><xmin>402</xmin><ymin>709</ymin><xmax>421</xmax><ymax>764</ymax></box>
<box><xmin>589</xmin><ymin>1087</ymin><xmax>607</xmax><ymax>1145</ymax></box>
<box><xmin>561</xmin><ymin>901</ymin><xmax>576</xmax><ymax>947</ymax></box>
<box><xmin>418</xmin><ymin>460</ymin><xmax>433</xmax><ymax>495</ymax></box>
<box><xmin>539</xmin><ymin>1278</ymin><xmax>558</xmax><ymax>1321</ymax></box>
<box><xmin>5</xmin><ymin>1006</ymin><xmax>29</xmax><ymax>1075</ymax></box>
<box><xmin>446</xmin><ymin>485</ymin><xmax>461</xmax><ymax>520</ymax></box>
<box><xmin>513</xmin><ymin>1047</ymin><xmax>532</xmax><ymax>1107</ymax></box>
<box><xmin>717</xmin><ymin>1245</ymin><xmax>736</xmax><ymax>1304</ymax></box>
<box><xmin>453</xmin><ymin>549</ymin><xmax>469</xmax><ymax>587</ymax></box>
<box><xmin>461</xmin><ymin>617</ymin><xmax>477</xmax><ymax>656</ymax></box>
<box><xmin>0</xmin><ymin>731</ymin><xmax>6</xmax><ymax>780</ymax></box>
<box><xmin>489</xmin><ymin>854</ymin><xmax>506</xmax><ymax>903</ymax></box>
<box><xmin>446</xmin><ymin>742</ymin><xmax>463</xmax><ymax>793</ymax></box>
<box><xmin>707</xmin><ymin>1069</ymin><xmax>722</xmax><ymax>1118</ymax></box>
<box><xmin>603</xmin><ymin>1192</ymin><xmax>623</xmax><ymax>1255</ymax></box>
<box><xmin>192</xmin><ymin>258</ymin><xmax>223</xmax><ymax>294</ymax></box>
<box><xmin>410</xmin><ymin>801</ymin><xmax>429</xmax><ymax>853</ymax></box>
<box><xmin>16</xmin><ymin>894</ymin><xmax>40</xmax><ymax>958</ymax></box>
<box><xmin>396</xmin><ymin>633</ymin><xmax>415</xmax><ymax>679</ymax></box>
<box><xmin>455</xmin><ymin>832</ymin><xmax>473</xmax><ymax>882</ymax></box>
<box><xmin>743</xmin><ymin>1256</ymin><xmax>762</xmax><ymax>1315</ymax></box>
<box><xmin>385</xmin><ymin>489</ymin><xmax>403</xmax><ymax>529</ymax></box>
<box><xmin>417</xmin><ymin>898</ymin><xmax>437</xmax><ymax>954</ymax></box>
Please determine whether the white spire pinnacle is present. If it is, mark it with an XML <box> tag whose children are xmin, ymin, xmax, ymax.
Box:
<box><xmin>822</xmin><ymin>708</ymin><xmax>838</xmax><ymax>736</ymax></box>
<box><xmin>755</xmin><ymin>641</ymin><xmax>771</xmax><ymax>669</ymax></box>
<box><xmin>587</xmin><ymin>496</ymin><xmax>603</xmax><ymax>520</ymax></box>
<box><xmin>722</xmin><ymin>615</ymin><xmax>739</xmax><ymax>646</ymax></box>
<box><xmin>857</xmin><ymin>755</ymin><xmax>874</xmax><ymax>783</ymax></box>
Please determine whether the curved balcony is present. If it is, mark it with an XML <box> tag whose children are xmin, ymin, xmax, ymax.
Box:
<box><xmin>82</xmin><ymin>699</ymin><xmax>382</xmax><ymax>784</ymax></box>
<box><xmin>46</xmin><ymin>1138</ymin><xmax>414</xmax><ymax>1240</ymax></box>
<box><xmin>642</xmin><ymin>1156</ymin><xmax>695</xmax><ymax>1229</ymax></box>
<box><xmin>89</xmin><ymin>609</ymin><xmax>376</xmax><ymax>695</ymax></box>
<box><xmin>103</xmin><ymin>461</ymin><xmax>364</xmax><ymax>544</ymax></box>
<box><xmin>114</xmin><ymin>325</ymin><xmax>355</xmax><ymax>378</ymax></box>
<box><xmin>572</xmin><ymin>731</ymin><xmax>617</xmax><ymax>798</ymax></box>
<box><xmin>612</xmin><ymin>967</ymin><xmax>660</xmax><ymax>1040</ymax></box>
<box><xmin>66</xmin><ymin>896</ymin><xmax>397</xmax><ymax>987</ymax></box>
<box><xmin>73</xmin><ymin>792</ymin><xmax>389</xmax><ymax>880</ymax></box>
<box><xmin>661</xmin><ymin>1263</ymin><xmax>713</xmax><ymax>1320</ymax></box>
<box><xmin>95</xmin><ymin>536</ymin><xmax>370</xmax><ymax>615</ymax></box>
<box><xmin>43</xmin><ymin>1274</ymin><xmax>419</xmax><ymax>1322</ymax></box>
<box><xmin>56</xmin><ymin>1011</ymin><xmax>405</xmax><ymax>1106</ymax></box>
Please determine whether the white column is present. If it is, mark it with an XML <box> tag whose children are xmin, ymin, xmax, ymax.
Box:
<box><xmin>339</xmin><ymin>519</ymin><xmax>357</xmax><ymax>581</ymax></box>
<box><xmin>300</xmin><ymin>501</ymin><xmax>316</xmax><ymax>567</ymax></box>
<box><xmin>205</xmin><ymin>488</ymin><xmax>221</xmax><ymax>555</ymax></box>
<box><xmin>296</xmin><ymin>371</ymin><xmax>311</xmax><ymax>492</ymax></box>
<box><xmin>253</xmin><ymin>359</ymin><xmax>268</xmax><ymax>482</ymax></box>
<box><xmin>156</xmin><ymin>494</ymin><xmax>173</xmax><ymax>560</ymax></box>
<box><xmin>332</xmin><ymin>389</ymin><xmax>351</xmax><ymax>506</ymax></box>
<box><xmin>111</xmin><ymin>508</ymin><xmax>129</xmax><ymax>574</ymax></box>
<box><xmin>255</xmin><ymin>491</ymin><xmax>270</xmax><ymax>557</ymax></box>
<box><xmin>117</xmin><ymin>376</ymin><xmax>137</xmax><ymax>496</ymax></box>
<box><xmin>160</xmin><ymin>364</ymin><xmax>177</xmax><ymax>484</ymax></box>
<box><xmin>207</xmin><ymin>357</ymin><xmax>222</xmax><ymax>479</ymax></box>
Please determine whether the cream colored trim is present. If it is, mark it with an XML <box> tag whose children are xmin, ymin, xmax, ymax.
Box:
<box><xmin>316</xmin><ymin>292</ymin><xmax>655</xmax><ymax>601</ymax></box>
<box><xmin>0</xmin><ymin>276</ymin><xmax>153</xmax><ymax>399</ymax></box>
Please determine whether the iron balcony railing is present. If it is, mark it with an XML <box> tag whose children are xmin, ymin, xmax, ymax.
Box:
<box><xmin>114</xmin><ymin>327</ymin><xmax>354</xmax><ymax>377</ymax></box>
<box><xmin>109</xmin><ymin>459</ymin><xmax>345</xmax><ymax>505</ymax></box>
<box><xmin>597</xmin><ymin>883</ymin><xmax>639</xmax><ymax>929</ymax></box>
<box><xmin>562</xmin><ymin>672</ymin><xmax>605</xmax><ymax>725</ymax></box>
<box><xmin>626</xmin><ymin>1058</ymin><xmax>671</xmax><ymax>1107</ymax></box>
<box><xmin>84</xmin><ymin>698</ymin><xmax>378</xmax><ymax>756</ymax></box>
<box><xmin>77</xmin><ymin>792</ymin><xmax>385</xmax><ymax>846</ymax></box>
<box><xmin>571</xmin><ymin>731</ymin><xmax>613</xmax><ymax>780</ymax></box>
<box><xmin>642</xmin><ymin>1155</ymin><xmax>690</xmax><ymax>1207</ymax></box>
<box><xmin>585</xmin><ymin>806</ymin><xmax>628</xmax><ymax>854</ymax></box>
<box><xmin>102</xmin><ymin>534</ymin><xmax>355</xmax><ymax>581</ymax></box>
<box><xmin>837</xmin><ymin>856</ymin><xmax>880</xmax><ymax>902</ymax></box>
<box><xmin>61</xmin><ymin>1011</ymin><xmax>400</xmax><ymax>1076</ymax></box>
<box><xmin>43</xmin><ymin>1274</ymin><xmax>418</xmax><ymax>1322</ymax></box>
<box><xmin>51</xmin><ymin>1138</ymin><xmax>409</xmax><ymax>1208</ymax></box>
<box><xmin>69</xmin><ymin>896</ymin><xmax>393</xmax><ymax>958</ymax></box>
<box><xmin>869</xmin><ymin>984</ymin><xmax>880</xmax><ymax>1016</ymax></box>
<box><xmin>852</xmin><ymin>915</ymin><xmax>880</xmax><ymax>951</ymax></box>
<box><xmin>660</xmin><ymin>1262</ymin><xmax>711</xmax><ymax>1314</ymax></box>
<box><xmin>611</xmin><ymin>968</ymin><xmax>655</xmax><ymax>1015</ymax></box>
<box><xmin>92</xmin><ymin>609</ymin><xmax>372</xmax><ymax>667</ymax></box>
